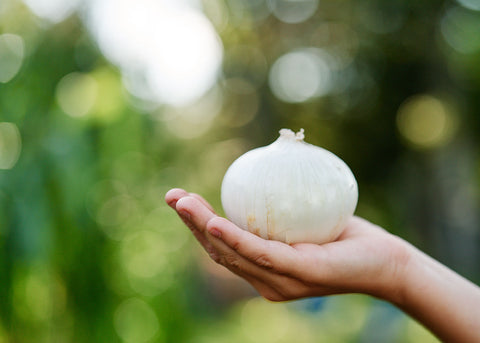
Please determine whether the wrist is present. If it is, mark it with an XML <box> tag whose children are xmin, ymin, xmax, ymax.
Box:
<box><xmin>375</xmin><ymin>234</ymin><xmax>419</xmax><ymax>306</ymax></box>
<box><xmin>381</xmin><ymin>238</ymin><xmax>480</xmax><ymax>342</ymax></box>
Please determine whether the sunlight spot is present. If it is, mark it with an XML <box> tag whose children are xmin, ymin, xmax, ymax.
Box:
<box><xmin>456</xmin><ymin>0</ymin><xmax>480</xmax><ymax>11</ymax></box>
<box><xmin>88</xmin><ymin>0</ymin><xmax>223</xmax><ymax>106</ymax></box>
<box><xmin>90</xmin><ymin>67</ymin><xmax>125</xmax><ymax>124</ymax></box>
<box><xmin>120</xmin><ymin>230</ymin><xmax>167</xmax><ymax>279</ymax></box>
<box><xmin>0</xmin><ymin>34</ymin><xmax>24</xmax><ymax>83</ymax></box>
<box><xmin>56</xmin><ymin>72</ymin><xmax>98</xmax><ymax>118</ymax></box>
<box><xmin>12</xmin><ymin>265</ymin><xmax>66</xmax><ymax>323</ymax></box>
<box><xmin>0</xmin><ymin>122</ymin><xmax>21</xmax><ymax>170</ymax></box>
<box><xmin>203</xmin><ymin>0</ymin><xmax>230</xmax><ymax>32</ymax></box>
<box><xmin>268</xmin><ymin>0</ymin><xmax>318</xmax><ymax>24</ymax></box>
<box><xmin>396</xmin><ymin>94</ymin><xmax>458</xmax><ymax>150</ymax></box>
<box><xmin>144</xmin><ymin>208</ymin><xmax>189</xmax><ymax>252</ymax></box>
<box><xmin>114</xmin><ymin>298</ymin><xmax>160</xmax><ymax>343</ymax></box>
<box><xmin>269</xmin><ymin>48</ymin><xmax>332</xmax><ymax>103</ymax></box>
<box><xmin>23</xmin><ymin>0</ymin><xmax>80</xmax><ymax>23</ymax></box>
<box><xmin>441</xmin><ymin>6</ymin><xmax>480</xmax><ymax>54</ymax></box>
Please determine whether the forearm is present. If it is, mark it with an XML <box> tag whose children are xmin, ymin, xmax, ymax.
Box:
<box><xmin>390</xmin><ymin>243</ymin><xmax>480</xmax><ymax>342</ymax></box>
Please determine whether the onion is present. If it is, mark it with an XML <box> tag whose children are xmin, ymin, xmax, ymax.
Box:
<box><xmin>221</xmin><ymin>128</ymin><xmax>358</xmax><ymax>244</ymax></box>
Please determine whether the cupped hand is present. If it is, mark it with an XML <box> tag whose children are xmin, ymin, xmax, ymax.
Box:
<box><xmin>165</xmin><ymin>188</ymin><xmax>411</xmax><ymax>303</ymax></box>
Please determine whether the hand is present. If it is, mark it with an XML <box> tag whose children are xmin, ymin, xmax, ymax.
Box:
<box><xmin>166</xmin><ymin>188</ymin><xmax>480</xmax><ymax>342</ymax></box>
<box><xmin>165</xmin><ymin>188</ymin><xmax>411</xmax><ymax>303</ymax></box>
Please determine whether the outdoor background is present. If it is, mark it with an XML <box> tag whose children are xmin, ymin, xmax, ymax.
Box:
<box><xmin>1</xmin><ymin>0</ymin><xmax>480</xmax><ymax>342</ymax></box>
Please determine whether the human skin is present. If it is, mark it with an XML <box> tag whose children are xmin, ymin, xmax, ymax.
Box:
<box><xmin>165</xmin><ymin>188</ymin><xmax>480</xmax><ymax>343</ymax></box>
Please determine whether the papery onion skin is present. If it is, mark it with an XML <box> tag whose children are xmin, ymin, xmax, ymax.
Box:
<box><xmin>221</xmin><ymin>129</ymin><xmax>358</xmax><ymax>245</ymax></box>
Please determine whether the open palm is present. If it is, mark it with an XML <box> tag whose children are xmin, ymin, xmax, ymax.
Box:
<box><xmin>165</xmin><ymin>188</ymin><xmax>410</xmax><ymax>303</ymax></box>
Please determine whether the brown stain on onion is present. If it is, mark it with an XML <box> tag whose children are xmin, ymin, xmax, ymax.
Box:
<box><xmin>247</xmin><ymin>214</ymin><xmax>261</xmax><ymax>237</ymax></box>
<box><xmin>247</xmin><ymin>214</ymin><xmax>255</xmax><ymax>229</ymax></box>
<box><xmin>266</xmin><ymin>201</ymin><xmax>275</xmax><ymax>240</ymax></box>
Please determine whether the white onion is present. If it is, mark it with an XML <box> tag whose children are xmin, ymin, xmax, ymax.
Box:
<box><xmin>221</xmin><ymin>128</ymin><xmax>358</xmax><ymax>244</ymax></box>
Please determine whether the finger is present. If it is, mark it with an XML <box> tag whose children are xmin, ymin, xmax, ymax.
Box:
<box><xmin>205</xmin><ymin>217</ymin><xmax>300</xmax><ymax>276</ymax></box>
<box><xmin>175</xmin><ymin>196</ymin><xmax>217</xmax><ymax>233</ymax></box>
<box><xmin>204</xmin><ymin>231</ymin><xmax>315</xmax><ymax>301</ymax></box>
<box><xmin>168</xmin><ymin>192</ymin><xmax>286</xmax><ymax>300</ymax></box>
<box><xmin>174</xmin><ymin>196</ymin><xmax>220</xmax><ymax>264</ymax></box>
<box><xmin>204</xmin><ymin>216</ymin><xmax>345</xmax><ymax>298</ymax></box>
<box><xmin>206</xmin><ymin>250</ymin><xmax>285</xmax><ymax>301</ymax></box>
<box><xmin>189</xmin><ymin>193</ymin><xmax>216</xmax><ymax>213</ymax></box>
<box><xmin>167</xmin><ymin>194</ymin><xmax>217</xmax><ymax>256</ymax></box>
<box><xmin>166</xmin><ymin>191</ymin><xmax>290</xmax><ymax>299</ymax></box>
<box><xmin>165</xmin><ymin>188</ymin><xmax>217</xmax><ymax>215</ymax></box>
<box><xmin>189</xmin><ymin>226</ymin><xmax>219</xmax><ymax>258</ymax></box>
<box><xmin>247</xmin><ymin>280</ymin><xmax>286</xmax><ymax>302</ymax></box>
<box><xmin>165</xmin><ymin>188</ymin><xmax>189</xmax><ymax>208</ymax></box>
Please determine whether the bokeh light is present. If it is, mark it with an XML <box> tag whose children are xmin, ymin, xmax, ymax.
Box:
<box><xmin>56</xmin><ymin>72</ymin><xmax>98</xmax><ymax>118</ymax></box>
<box><xmin>23</xmin><ymin>0</ymin><xmax>80</xmax><ymax>23</ymax></box>
<box><xmin>226</xmin><ymin>0</ymin><xmax>271</xmax><ymax>24</ymax></box>
<box><xmin>203</xmin><ymin>0</ymin><xmax>230</xmax><ymax>32</ymax></box>
<box><xmin>118</xmin><ymin>224</ymin><xmax>181</xmax><ymax>296</ymax></box>
<box><xmin>269</xmin><ymin>48</ymin><xmax>332</xmax><ymax>103</ymax></box>
<box><xmin>144</xmin><ymin>207</ymin><xmax>189</xmax><ymax>253</ymax></box>
<box><xmin>120</xmin><ymin>230</ymin><xmax>167</xmax><ymax>279</ymax></box>
<box><xmin>396</xmin><ymin>95</ymin><xmax>458</xmax><ymax>150</ymax></box>
<box><xmin>441</xmin><ymin>6</ymin><xmax>480</xmax><ymax>54</ymax></box>
<box><xmin>241</xmin><ymin>0</ymin><xmax>272</xmax><ymax>23</ymax></box>
<box><xmin>89</xmin><ymin>67</ymin><xmax>125</xmax><ymax>124</ymax></box>
<box><xmin>88</xmin><ymin>0</ymin><xmax>223</xmax><ymax>106</ymax></box>
<box><xmin>114</xmin><ymin>298</ymin><xmax>160</xmax><ymax>343</ymax></box>
<box><xmin>0</xmin><ymin>122</ymin><xmax>21</xmax><ymax>170</ymax></box>
<box><xmin>12</xmin><ymin>265</ymin><xmax>66</xmax><ymax>323</ymax></box>
<box><xmin>268</xmin><ymin>0</ymin><xmax>319</xmax><ymax>24</ymax></box>
<box><xmin>456</xmin><ymin>0</ymin><xmax>480</xmax><ymax>11</ymax></box>
<box><xmin>0</xmin><ymin>33</ymin><xmax>24</xmax><ymax>83</ymax></box>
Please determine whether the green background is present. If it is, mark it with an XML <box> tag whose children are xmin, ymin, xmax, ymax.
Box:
<box><xmin>1</xmin><ymin>0</ymin><xmax>479</xmax><ymax>342</ymax></box>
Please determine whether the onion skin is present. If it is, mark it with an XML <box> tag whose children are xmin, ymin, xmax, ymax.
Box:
<box><xmin>221</xmin><ymin>129</ymin><xmax>358</xmax><ymax>245</ymax></box>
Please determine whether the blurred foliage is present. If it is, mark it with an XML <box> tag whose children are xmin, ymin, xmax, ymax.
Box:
<box><xmin>1</xmin><ymin>0</ymin><xmax>479</xmax><ymax>341</ymax></box>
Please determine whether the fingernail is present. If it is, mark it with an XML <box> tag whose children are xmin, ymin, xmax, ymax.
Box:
<box><xmin>208</xmin><ymin>227</ymin><xmax>222</xmax><ymax>238</ymax></box>
<box><xmin>178</xmin><ymin>210</ymin><xmax>191</xmax><ymax>221</ymax></box>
